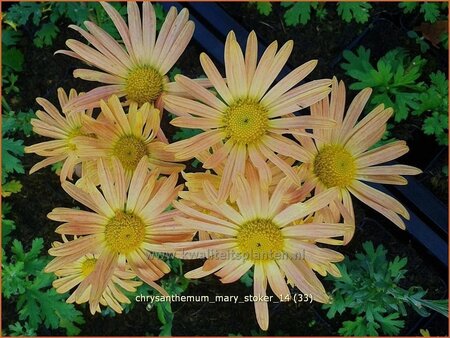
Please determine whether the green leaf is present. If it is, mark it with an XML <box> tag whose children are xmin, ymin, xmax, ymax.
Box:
<box><xmin>33</xmin><ymin>23</ymin><xmax>60</xmax><ymax>48</ymax></box>
<box><xmin>172</xmin><ymin>128</ymin><xmax>203</xmax><ymax>141</ymax></box>
<box><xmin>255</xmin><ymin>2</ymin><xmax>273</xmax><ymax>16</ymax></box>
<box><xmin>2</xmin><ymin>47</ymin><xmax>24</xmax><ymax>72</ymax></box>
<box><xmin>420</xmin><ymin>2</ymin><xmax>440</xmax><ymax>23</ymax></box>
<box><xmin>281</xmin><ymin>2</ymin><xmax>318</xmax><ymax>26</ymax></box>
<box><xmin>2</xmin><ymin>180</ymin><xmax>22</xmax><ymax>197</ymax></box>
<box><xmin>337</xmin><ymin>2</ymin><xmax>372</xmax><ymax>23</ymax></box>
<box><xmin>8</xmin><ymin>321</ymin><xmax>37</xmax><ymax>336</ymax></box>
<box><xmin>375</xmin><ymin>312</ymin><xmax>404</xmax><ymax>335</ymax></box>
<box><xmin>5</xmin><ymin>3</ymin><xmax>42</xmax><ymax>26</ymax></box>
<box><xmin>240</xmin><ymin>268</ymin><xmax>253</xmax><ymax>287</ymax></box>
<box><xmin>2</xmin><ymin>137</ymin><xmax>25</xmax><ymax>181</ymax></box>
<box><xmin>2</xmin><ymin>29</ymin><xmax>23</xmax><ymax>47</ymax></box>
<box><xmin>399</xmin><ymin>2</ymin><xmax>418</xmax><ymax>14</ymax></box>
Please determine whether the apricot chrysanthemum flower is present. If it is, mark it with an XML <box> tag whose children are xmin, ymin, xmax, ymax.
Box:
<box><xmin>45</xmin><ymin>157</ymin><xmax>191</xmax><ymax>314</ymax></box>
<box><xmin>24</xmin><ymin>88</ymin><xmax>92</xmax><ymax>182</ymax></box>
<box><xmin>171</xmin><ymin>172</ymin><xmax>351</xmax><ymax>330</ymax></box>
<box><xmin>75</xmin><ymin>95</ymin><xmax>184</xmax><ymax>181</ymax></box>
<box><xmin>165</xmin><ymin>31</ymin><xmax>334</xmax><ymax>200</ymax></box>
<box><xmin>296</xmin><ymin>78</ymin><xmax>422</xmax><ymax>238</ymax></box>
<box><xmin>52</xmin><ymin>250</ymin><xmax>141</xmax><ymax>314</ymax></box>
<box><xmin>59</xmin><ymin>2</ymin><xmax>201</xmax><ymax>113</ymax></box>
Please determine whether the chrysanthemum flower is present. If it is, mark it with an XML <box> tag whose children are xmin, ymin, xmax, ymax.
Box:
<box><xmin>74</xmin><ymin>95</ymin><xmax>185</xmax><ymax>181</ymax></box>
<box><xmin>45</xmin><ymin>157</ymin><xmax>191</xmax><ymax>314</ymax></box>
<box><xmin>24</xmin><ymin>88</ymin><xmax>92</xmax><ymax>182</ymax></box>
<box><xmin>58</xmin><ymin>2</ymin><xmax>202</xmax><ymax>114</ymax></box>
<box><xmin>296</xmin><ymin>78</ymin><xmax>422</xmax><ymax>239</ymax></box>
<box><xmin>165</xmin><ymin>31</ymin><xmax>334</xmax><ymax>200</ymax></box>
<box><xmin>52</xmin><ymin>249</ymin><xmax>141</xmax><ymax>314</ymax></box>
<box><xmin>171</xmin><ymin>172</ymin><xmax>351</xmax><ymax>330</ymax></box>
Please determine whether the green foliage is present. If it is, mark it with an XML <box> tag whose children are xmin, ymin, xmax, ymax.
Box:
<box><xmin>240</xmin><ymin>268</ymin><xmax>254</xmax><ymax>287</ymax></box>
<box><xmin>281</xmin><ymin>2</ymin><xmax>318</xmax><ymax>26</ymax></box>
<box><xmin>8</xmin><ymin>322</ymin><xmax>37</xmax><ymax>336</ymax></box>
<box><xmin>417</xmin><ymin>71</ymin><xmax>448</xmax><ymax>145</ymax></box>
<box><xmin>341</xmin><ymin>46</ymin><xmax>448</xmax><ymax>147</ymax></box>
<box><xmin>3</xmin><ymin>109</ymin><xmax>35</xmax><ymax>137</ymax></box>
<box><xmin>2</xmin><ymin>137</ymin><xmax>25</xmax><ymax>182</ymax></box>
<box><xmin>2</xmin><ymin>48</ymin><xmax>24</xmax><ymax>72</ymax></box>
<box><xmin>399</xmin><ymin>2</ymin><xmax>448</xmax><ymax>23</ymax></box>
<box><xmin>323</xmin><ymin>241</ymin><xmax>448</xmax><ymax>336</ymax></box>
<box><xmin>337</xmin><ymin>2</ymin><xmax>372</xmax><ymax>23</ymax></box>
<box><xmin>33</xmin><ymin>22</ymin><xmax>60</xmax><ymax>48</ymax></box>
<box><xmin>252</xmin><ymin>2</ymin><xmax>273</xmax><ymax>16</ymax></box>
<box><xmin>2</xmin><ymin>238</ymin><xmax>85</xmax><ymax>335</ymax></box>
<box><xmin>342</xmin><ymin>47</ymin><xmax>427</xmax><ymax>122</ymax></box>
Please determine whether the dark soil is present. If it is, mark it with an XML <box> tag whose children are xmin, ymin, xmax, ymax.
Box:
<box><xmin>3</xmin><ymin>2</ymin><xmax>448</xmax><ymax>337</ymax></box>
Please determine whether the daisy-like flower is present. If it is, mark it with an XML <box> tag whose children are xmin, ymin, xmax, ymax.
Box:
<box><xmin>58</xmin><ymin>2</ymin><xmax>202</xmax><ymax>114</ymax></box>
<box><xmin>24</xmin><ymin>88</ymin><xmax>92</xmax><ymax>182</ymax></box>
<box><xmin>296</xmin><ymin>78</ymin><xmax>422</xmax><ymax>239</ymax></box>
<box><xmin>52</xmin><ymin>249</ymin><xmax>141</xmax><ymax>314</ymax></box>
<box><xmin>170</xmin><ymin>171</ymin><xmax>351</xmax><ymax>330</ymax></box>
<box><xmin>45</xmin><ymin>157</ymin><xmax>192</xmax><ymax>314</ymax></box>
<box><xmin>165</xmin><ymin>31</ymin><xmax>334</xmax><ymax>200</ymax></box>
<box><xmin>74</xmin><ymin>95</ymin><xmax>185</xmax><ymax>182</ymax></box>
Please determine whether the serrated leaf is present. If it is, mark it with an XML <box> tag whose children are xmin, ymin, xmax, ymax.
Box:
<box><xmin>2</xmin><ymin>180</ymin><xmax>22</xmax><ymax>197</ymax></box>
<box><xmin>337</xmin><ymin>2</ymin><xmax>372</xmax><ymax>23</ymax></box>
<box><xmin>282</xmin><ymin>2</ymin><xmax>318</xmax><ymax>26</ymax></box>
<box><xmin>255</xmin><ymin>2</ymin><xmax>272</xmax><ymax>16</ymax></box>
<box><xmin>33</xmin><ymin>23</ymin><xmax>60</xmax><ymax>48</ymax></box>
<box><xmin>399</xmin><ymin>2</ymin><xmax>418</xmax><ymax>14</ymax></box>
<box><xmin>2</xmin><ymin>137</ymin><xmax>25</xmax><ymax>181</ymax></box>
<box><xmin>420</xmin><ymin>2</ymin><xmax>440</xmax><ymax>23</ymax></box>
<box><xmin>2</xmin><ymin>47</ymin><xmax>24</xmax><ymax>72</ymax></box>
<box><xmin>2</xmin><ymin>29</ymin><xmax>23</xmax><ymax>47</ymax></box>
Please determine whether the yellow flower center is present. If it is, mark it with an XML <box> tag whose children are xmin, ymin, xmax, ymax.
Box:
<box><xmin>223</xmin><ymin>99</ymin><xmax>269</xmax><ymax>145</ymax></box>
<box><xmin>104</xmin><ymin>211</ymin><xmax>146</xmax><ymax>254</ymax></box>
<box><xmin>80</xmin><ymin>258</ymin><xmax>97</xmax><ymax>277</ymax></box>
<box><xmin>125</xmin><ymin>66</ymin><xmax>164</xmax><ymax>105</ymax></box>
<box><xmin>112</xmin><ymin>135</ymin><xmax>148</xmax><ymax>172</ymax></box>
<box><xmin>237</xmin><ymin>218</ymin><xmax>284</xmax><ymax>262</ymax></box>
<box><xmin>66</xmin><ymin>125</ymin><xmax>83</xmax><ymax>151</ymax></box>
<box><xmin>313</xmin><ymin>144</ymin><xmax>356</xmax><ymax>188</ymax></box>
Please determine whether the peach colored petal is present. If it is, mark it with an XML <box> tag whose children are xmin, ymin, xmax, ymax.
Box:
<box><xmin>265</xmin><ymin>261</ymin><xmax>291</xmax><ymax>300</ymax></box>
<box><xmin>350</xmin><ymin>180</ymin><xmax>409</xmax><ymax>218</ymax></box>
<box><xmin>274</xmin><ymin>188</ymin><xmax>338</xmax><ymax>226</ymax></box>
<box><xmin>164</xmin><ymin>94</ymin><xmax>222</xmax><ymax>119</ymax></box>
<box><xmin>171</xmin><ymin>115</ymin><xmax>221</xmax><ymax>129</ymax></box>
<box><xmin>248</xmin><ymin>40</ymin><xmax>278</xmax><ymax>98</ymax></box>
<box><xmin>66</xmin><ymin>39</ymin><xmax>127</xmax><ymax>76</ymax></box>
<box><xmin>160</xmin><ymin>21</ymin><xmax>195</xmax><ymax>74</ymax></box>
<box><xmin>268</xmin><ymin>79</ymin><xmax>332</xmax><ymax>114</ymax></box>
<box><xmin>65</xmin><ymin>85</ymin><xmax>125</xmax><ymax>112</ymax></box>
<box><xmin>100</xmin><ymin>2</ymin><xmax>134</xmax><ymax>63</ymax></box>
<box><xmin>175</xmin><ymin>75</ymin><xmax>227</xmax><ymax>111</ymax></box>
<box><xmin>278</xmin><ymin>258</ymin><xmax>329</xmax><ymax>303</ymax></box>
<box><xmin>174</xmin><ymin>216</ymin><xmax>237</xmax><ymax>236</ymax></box>
<box><xmin>200</xmin><ymin>52</ymin><xmax>233</xmax><ymax>104</ymax></box>
<box><xmin>348</xmin><ymin>185</ymin><xmax>406</xmax><ymax>230</ymax></box>
<box><xmin>253</xmin><ymin>263</ymin><xmax>269</xmax><ymax>330</ymax></box>
<box><xmin>245</xmin><ymin>31</ymin><xmax>258</xmax><ymax>87</ymax></box>
<box><xmin>258</xmin><ymin>143</ymin><xmax>301</xmax><ymax>186</ymax></box>
<box><xmin>84</xmin><ymin>21</ymin><xmax>132</xmax><ymax>69</ymax></box>
<box><xmin>356</xmin><ymin>140</ymin><xmax>409</xmax><ymax>168</ymax></box>
<box><xmin>142</xmin><ymin>2</ymin><xmax>156</xmax><ymax>60</ymax></box>
<box><xmin>338</xmin><ymin>87</ymin><xmax>372</xmax><ymax>140</ymax></box>
<box><xmin>261</xmin><ymin>60</ymin><xmax>317</xmax><ymax>106</ymax></box>
<box><xmin>73</xmin><ymin>69</ymin><xmax>123</xmax><ymax>84</ymax></box>
<box><xmin>358</xmin><ymin>164</ymin><xmax>422</xmax><ymax>176</ymax></box>
<box><xmin>257</xmin><ymin>40</ymin><xmax>293</xmax><ymax>99</ymax></box>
